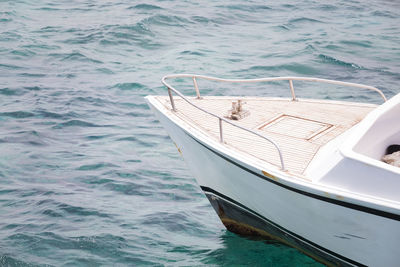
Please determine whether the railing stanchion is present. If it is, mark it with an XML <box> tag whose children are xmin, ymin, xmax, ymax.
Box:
<box><xmin>193</xmin><ymin>77</ymin><xmax>201</xmax><ymax>99</ymax></box>
<box><xmin>167</xmin><ymin>87</ymin><xmax>176</xmax><ymax>111</ymax></box>
<box><xmin>289</xmin><ymin>80</ymin><xmax>296</xmax><ymax>101</ymax></box>
<box><xmin>278</xmin><ymin>151</ymin><xmax>286</xmax><ymax>171</ymax></box>
<box><xmin>219</xmin><ymin>118</ymin><xmax>223</xmax><ymax>143</ymax></box>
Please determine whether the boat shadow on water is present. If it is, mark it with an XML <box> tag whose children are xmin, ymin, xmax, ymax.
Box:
<box><xmin>204</xmin><ymin>230</ymin><xmax>323</xmax><ymax>266</ymax></box>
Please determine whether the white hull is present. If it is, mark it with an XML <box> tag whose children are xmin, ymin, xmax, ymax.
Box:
<box><xmin>147</xmin><ymin>96</ymin><xmax>400</xmax><ymax>267</ymax></box>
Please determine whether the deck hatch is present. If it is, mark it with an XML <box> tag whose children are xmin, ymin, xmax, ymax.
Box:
<box><xmin>258</xmin><ymin>115</ymin><xmax>333</xmax><ymax>140</ymax></box>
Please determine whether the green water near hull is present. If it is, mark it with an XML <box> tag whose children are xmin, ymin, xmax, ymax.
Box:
<box><xmin>0</xmin><ymin>0</ymin><xmax>399</xmax><ymax>265</ymax></box>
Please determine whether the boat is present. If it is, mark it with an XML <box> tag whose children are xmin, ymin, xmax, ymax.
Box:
<box><xmin>145</xmin><ymin>74</ymin><xmax>400</xmax><ymax>266</ymax></box>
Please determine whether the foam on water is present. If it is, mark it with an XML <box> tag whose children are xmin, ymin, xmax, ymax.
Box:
<box><xmin>0</xmin><ymin>0</ymin><xmax>399</xmax><ymax>265</ymax></box>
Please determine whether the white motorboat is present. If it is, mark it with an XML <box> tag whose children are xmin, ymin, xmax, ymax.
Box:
<box><xmin>146</xmin><ymin>74</ymin><xmax>400</xmax><ymax>266</ymax></box>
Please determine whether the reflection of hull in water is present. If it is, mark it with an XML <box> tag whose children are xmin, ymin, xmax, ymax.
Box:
<box><xmin>146</xmin><ymin>75</ymin><xmax>400</xmax><ymax>266</ymax></box>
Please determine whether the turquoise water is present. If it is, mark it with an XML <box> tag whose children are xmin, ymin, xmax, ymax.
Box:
<box><xmin>0</xmin><ymin>0</ymin><xmax>399</xmax><ymax>265</ymax></box>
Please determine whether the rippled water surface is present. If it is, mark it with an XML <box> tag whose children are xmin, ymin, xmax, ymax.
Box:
<box><xmin>1</xmin><ymin>0</ymin><xmax>399</xmax><ymax>265</ymax></box>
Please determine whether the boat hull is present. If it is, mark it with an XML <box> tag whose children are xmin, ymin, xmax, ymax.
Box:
<box><xmin>146</xmin><ymin>96</ymin><xmax>400</xmax><ymax>267</ymax></box>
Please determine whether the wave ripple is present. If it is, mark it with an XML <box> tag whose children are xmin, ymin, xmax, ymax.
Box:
<box><xmin>0</xmin><ymin>0</ymin><xmax>399</xmax><ymax>266</ymax></box>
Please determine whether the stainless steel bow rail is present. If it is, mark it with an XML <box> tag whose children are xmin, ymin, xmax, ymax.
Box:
<box><xmin>162</xmin><ymin>74</ymin><xmax>387</xmax><ymax>171</ymax></box>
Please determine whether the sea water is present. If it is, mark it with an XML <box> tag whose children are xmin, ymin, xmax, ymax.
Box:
<box><xmin>0</xmin><ymin>0</ymin><xmax>399</xmax><ymax>265</ymax></box>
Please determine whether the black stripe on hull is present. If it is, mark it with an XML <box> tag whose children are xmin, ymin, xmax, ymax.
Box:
<box><xmin>202</xmin><ymin>186</ymin><xmax>365</xmax><ymax>267</ymax></box>
<box><xmin>186</xmin><ymin>132</ymin><xmax>400</xmax><ymax>221</ymax></box>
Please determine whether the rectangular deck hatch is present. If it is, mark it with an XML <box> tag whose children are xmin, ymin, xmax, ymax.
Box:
<box><xmin>258</xmin><ymin>115</ymin><xmax>332</xmax><ymax>140</ymax></box>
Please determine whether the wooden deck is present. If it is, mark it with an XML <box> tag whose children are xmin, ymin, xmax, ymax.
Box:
<box><xmin>155</xmin><ymin>96</ymin><xmax>376</xmax><ymax>176</ymax></box>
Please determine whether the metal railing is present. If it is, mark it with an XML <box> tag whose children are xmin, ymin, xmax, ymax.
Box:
<box><xmin>162</xmin><ymin>74</ymin><xmax>387</xmax><ymax>171</ymax></box>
